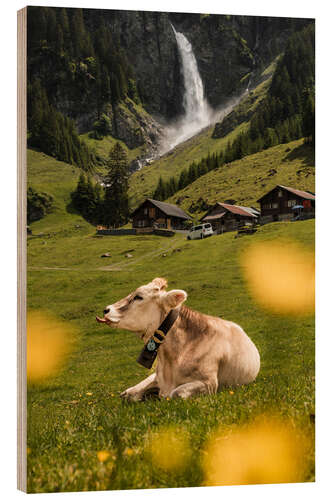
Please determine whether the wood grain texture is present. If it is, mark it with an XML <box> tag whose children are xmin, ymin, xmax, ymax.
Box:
<box><xmin>17</xmin><ymin>6</ymin><xmax>27</xmax><ymax>493</ymax></box>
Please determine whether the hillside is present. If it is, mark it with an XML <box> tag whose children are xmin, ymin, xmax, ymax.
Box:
<box><xmin>27</xmin><ymin>149</ymin><xmax>90</xmax><ymax>234</ymax></box>
<box><xmin>167</xmin><ymin>138</ymin><xmax>315</xmax><ymax>218</ymax></box>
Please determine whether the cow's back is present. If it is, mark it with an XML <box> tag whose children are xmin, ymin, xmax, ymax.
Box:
<box><xmin>215</xmin><ymin>318</ymin><xmax>260</xmax><ymax>386</ymax></box>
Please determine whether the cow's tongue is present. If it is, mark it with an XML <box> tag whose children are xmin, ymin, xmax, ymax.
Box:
<box><xmin>96</xmin><ymin>316</ymin><xmax>107</xmax><ymax>323</ymax></box>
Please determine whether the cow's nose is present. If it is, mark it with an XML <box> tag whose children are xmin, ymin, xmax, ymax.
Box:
<box><xmin>104</xmin><ymin>308</ymin><xmax>110</xmax><ymax>315</ymax></box>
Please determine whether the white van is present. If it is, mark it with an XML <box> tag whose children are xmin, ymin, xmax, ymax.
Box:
<box><xmin>187</xmin><ymin>223</ymin><xmax>214</xmax><ymax>240</ymax></box>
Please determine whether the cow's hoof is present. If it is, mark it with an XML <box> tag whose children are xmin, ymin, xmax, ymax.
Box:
<box><xmin>120</xmin><ymin>389</ymin><xmax>140</xmax><ymax>401</ymax></box>
<box><xmin>170</xmin><ymin>388</ymin><xmax>188</xmax><ymax>399</ymax></box>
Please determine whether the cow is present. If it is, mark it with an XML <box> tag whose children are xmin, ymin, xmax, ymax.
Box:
<box><xmin>96</xmin><ymin>277</ymin><xmax>260</xmax><ymax>400</ymax></box>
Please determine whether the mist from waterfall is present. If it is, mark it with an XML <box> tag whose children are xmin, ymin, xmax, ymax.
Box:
<box><xmin>160</xmin><ymin>26</ymin><xmax>213</xmax><ymax>154</ymax></box>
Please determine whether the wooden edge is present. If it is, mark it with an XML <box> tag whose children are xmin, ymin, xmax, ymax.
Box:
<box><xmin>17</xmin><ymin>6</ymin><xmax>27</xmax><ymax>493</ymax></box>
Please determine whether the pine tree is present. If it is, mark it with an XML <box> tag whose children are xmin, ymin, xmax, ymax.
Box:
<box><xmin>103</xmin><ymin>143</ymin><xmax>129</xmax><ymax>227</ymax></box>
<box><xmin>71</xmin><ymin>173</ymin><xmax>88</xmax><ymax>213</ymax></box>
<box><xmin>93</xmin><ymin>182</ymin><xmax>104</xmax><ymax>224</ymax></box>
<box><xmin>71</xmin><ymin>8</ymin><xmax>86</xmax><ymax>58</ymax></box>
<box><xmin>85</xmin><ymin>176</ymin><xmax>97</xmax><ymax>220</ymax></box>
<box><xmin>302</xmin><ymin>93</ymin><xmax>315</xmax><ymax>144</ymax></box>
<box><xmin>154</xmin><ymin>177</ymin><xmax>166</xmax><ymax>200</ymax></box>
<box><xmin>178</xmin><ymin>169</ymin><xmax>188</xmax><ymax>190</ymax></box>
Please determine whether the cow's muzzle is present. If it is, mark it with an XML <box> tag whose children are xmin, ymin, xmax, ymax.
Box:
<box><xmin>96</xmin><ymin>316</ymin><xmax>119</xmax><ymax>326</ymax></box>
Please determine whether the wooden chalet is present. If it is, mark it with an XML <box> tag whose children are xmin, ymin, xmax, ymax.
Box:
<box><xmin>257</xmin><ymin>185</ymin><xmax>315</xmax><ymax>223</ymax></box>
<box><xmin>201</xmin><ymin>203</ymin><xmax>260</xmax><ymax>233</ymax></box>
<box><xmin>131</xmin><ymin>198</ymin><xmax>191</xmax><ymax>230</ymax></box>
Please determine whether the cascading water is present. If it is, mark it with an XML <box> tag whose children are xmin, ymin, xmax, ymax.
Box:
<box><xmin>161</xmin><ymin>26</ymin><xmax>213</xmax><ymax>153</ymax></box>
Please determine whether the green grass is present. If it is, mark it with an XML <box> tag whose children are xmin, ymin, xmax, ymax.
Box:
<box><xmin>27</xmin><ymin>149</ymin><xmax>92</xmax><ymax>235</ymax></box>
<box><xmin>27</xmin><ymin>210</ymin><xmax>315</xmax><ymax>492</ymax></box>
<box><xmin>168</xmin><ymin>139</ymin><xmax>315</xmax><ymax>218</ymax></box>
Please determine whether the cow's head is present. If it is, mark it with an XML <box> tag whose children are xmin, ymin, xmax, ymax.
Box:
<box><xmin>96</xmin><ymin>278</ymin><xmax>187</xmax><ymax>341</ymax></box>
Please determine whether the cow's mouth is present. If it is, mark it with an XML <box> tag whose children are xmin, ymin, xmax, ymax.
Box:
<box><xmin>96</xmin><ymin>316</ymin><xmax>119</xmax><ymax>326</ymax></box>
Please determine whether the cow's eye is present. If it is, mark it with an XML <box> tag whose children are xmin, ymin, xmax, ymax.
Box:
<box><xmin>133</xmin><ymin>295</ymin><xmax>143</xmax><ymax>301</ymax></box>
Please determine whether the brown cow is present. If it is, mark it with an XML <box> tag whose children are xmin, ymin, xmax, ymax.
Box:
<box><xmin>96</xmin><ymin>278</ymin><xmax>260</xmax><ymax>400</ymax></box>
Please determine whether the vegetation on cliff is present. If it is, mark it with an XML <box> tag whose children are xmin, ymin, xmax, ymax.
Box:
<box><xmin>27</xmin><ymin>6</ymin><xmax>141</xmax><ymax>169</ymax></box>
<box><xmin>151</xmin><ymin>24</ymin><xmax>315</xmax><ymax>204</ymax></box>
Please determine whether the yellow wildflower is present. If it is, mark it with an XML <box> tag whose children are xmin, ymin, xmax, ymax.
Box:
<box><xmin>97</xmin><ymin>450</ymin><xmax>110</xmax><ymax>463</ymax></box>
<box><xmin>148</xmin><ymin>426</ymin><xmax>191</xmax><ymax>472</ymax></box>
<box><xmin>203</xmin><ymin>415</ymin><xmax>309</xmax><ymax>486</ymax></box>
<box><xmin>241</xmin><ymin>240</ymin><xmax>315</xmax><ymax>316</ymax></box>
<box><xmin>27</xmin><ymin>311</ymin><xmax>76</xmax><ymax>383</ymax></box>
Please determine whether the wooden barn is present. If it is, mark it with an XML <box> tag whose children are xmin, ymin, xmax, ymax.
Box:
<box><xmin>257</xmin><ymin>185</ymin><xmax>315</xmax><ymax>223</ymax></box>
<box><xmin>131</xmin><ymin>198</ymin><xmax>191</xmax><ymax>230</ymax></box>
<box><xmin>201</xmin><ymin>203</ymin><xmax>260</xmax><ymax>233</ymax></box>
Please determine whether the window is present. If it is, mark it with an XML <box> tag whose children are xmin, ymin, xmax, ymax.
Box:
<box><xmin>204</xmin><ymin>224</ymin><xmax>212</xmax><ymax>228</ymax></box>
<box><xmin>143</xmin><ymin>208</ymin><xmax>148</xmax><ymax>215</ymax></box>
<box><xmin>272</xmin><ymin>202</ymin><xmax>278</xmax><ymax>209</ymax></box>
<box><xmin>287</xmin><ymin>199</ymin><xmax>297</xmax><ymax>207</ymax></box>
<box><xmin>278</xmin><ymin>190</ymin><xmax>283</xmax><ymax>197</ymax></box>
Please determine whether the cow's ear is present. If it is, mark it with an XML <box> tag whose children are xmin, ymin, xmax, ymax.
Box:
<box><xmin>165</xmin><ymin>289</ymin><xmax>187</xmax><ymax>308</ymax></box>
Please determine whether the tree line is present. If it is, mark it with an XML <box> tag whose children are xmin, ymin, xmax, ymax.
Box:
<box><xmin>28</xmin><ymin>79</ymin><xmax>96</xmax><ymax>171</ymax></box>
<box><xmin>153</xmin><ymin>24</ymin><xmax>315</xmax><ymax>202</ymax></box>
<box><xmin>27</xmin><ymin>7</ymin><xmax>140</xmax><ymax>114</ymax></box>
<box><xmin>153</xmin><ymin>152</ymin><xmax>221</xmax><ymax>201</ymax></box>
<box><xmin>71</xmin><ymin>142</ymin><xmax>130</xmax><ymax>227</ymax></box>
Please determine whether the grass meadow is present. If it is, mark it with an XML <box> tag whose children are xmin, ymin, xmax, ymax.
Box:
<box><xmin>27</xmin><ymin>214</ymin><xmax>315</xmax><ymax>492</ymax></box>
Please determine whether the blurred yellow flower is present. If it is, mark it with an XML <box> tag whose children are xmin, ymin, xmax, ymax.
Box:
<box><xmin>97</xmin><ymin>450</ymin><xmax>110</xmax><ymax>463</ymax></box>
<box><xmin>86</xmin><ymin>392</ymin><xmax>93</xmax><ymax>396</ymax></box>
<box><xmin>202</xmin><ymin>416</ymin><xmax>309</xmax><ymax>486</ymax></box>
<box><xmin>229</xmin><ymin>391</ymin><xmax>234</xmax><ymax>395</ymax></box>
<box><xmin>27</xmin><ymin>311</ymin><xmax>76</xmax><ymax>383</ymax></box>
<box><xmin>148</xmin><ymin>426</ymin><xmax>191</xmax><ymax>472</ymax></box>
<box><xmin>241</xmin><ymin>240</ymin><xmax>315</xmax><ymax>315</ymax></box>
<box><xmin>124</xmin><ymin>447</ymin><xmax>134</xmax><ymax>456</ymax></box>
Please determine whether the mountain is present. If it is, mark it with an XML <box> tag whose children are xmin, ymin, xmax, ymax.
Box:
<box><xmin>27</xmin><ymin>8</ymin><xmax>313</xmax><ymax>163</ymax></box>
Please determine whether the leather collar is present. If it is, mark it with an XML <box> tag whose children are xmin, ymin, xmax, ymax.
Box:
<box><xmin>136</xmin><ymin>309</ymin><xmax>179</xmax><ymax>369</ymax></box>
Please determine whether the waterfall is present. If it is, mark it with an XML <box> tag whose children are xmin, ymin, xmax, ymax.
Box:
<box><xmin>160</xmin><ymin>26</ymin><xmax>213</xmax><ymax>153</ymax></box>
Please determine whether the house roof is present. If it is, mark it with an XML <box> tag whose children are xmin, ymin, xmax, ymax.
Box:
<box><xmin>202</xmin><ymin>211</ymin><xmax>227</xmax><ymax>221</ymax></box>
<box><xmin>216</xmin><ymin>202</ymin><xmax>257</xmax><ymax>217</ymax></box>
<box><xmin>240</xmin><ymin>206</ymin><xmax>261</xmax><ymax>217</ymax></box>
<box><xmin>132</xmin><ymin>198</ymin><xmax>191</xmax><ymax>220</ymax></box>
<box><xmin>201</xmin><ymin>202</ymin><xmax>258</xmax><ymax>221</ymax></box>
<box><xmin>257</xmin><ymin>185</ymin><xmax>315</xmax><ymax>202</ymax></box>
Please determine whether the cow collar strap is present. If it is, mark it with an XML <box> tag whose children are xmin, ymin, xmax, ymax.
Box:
<box><xmin>136</xmin><ymin>309</ymin><xmax>180</xmax><ymax>369</ymax></box>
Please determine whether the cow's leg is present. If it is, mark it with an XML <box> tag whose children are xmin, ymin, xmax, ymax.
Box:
<box><xmin>170</xmin><ymin>380</ymin><xmax>217</xmax><ymax>400</ymax></box>
<box><xmin>120</xmin><ymin>373</ymin><xmax>159</xmax><ymax>401</ymax></box>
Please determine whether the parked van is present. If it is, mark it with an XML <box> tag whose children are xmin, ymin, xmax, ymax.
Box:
<box><xmin>187</xmin><ymin>223</ymin><xmax>214</xmax><ymax>240</ymax></box>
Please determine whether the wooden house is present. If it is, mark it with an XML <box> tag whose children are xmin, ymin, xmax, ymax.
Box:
<box><xmin>200</xmin><ymin>203</ymin><xmax>260</xmax><ymax>233</ymax></box>
<box><xmin>257</xmin><ymin>185</ymin><xmax>315</xmax><ymax>223</ymax></box>
<box><xmin>131</xmin><ymin>198</ymin><xmax>191</xmax><ymax>230</ymax></box>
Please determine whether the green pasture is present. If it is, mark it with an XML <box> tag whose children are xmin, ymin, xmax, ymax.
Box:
<box><xmin>27</xmin><ymin>214</ymin><xmax>315</xmax><ymax>492</ymax></box>
<box><xmin>168</xmin><ymin>138</ymin><xmax>315</xmax><ymax>218</ymax></box>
